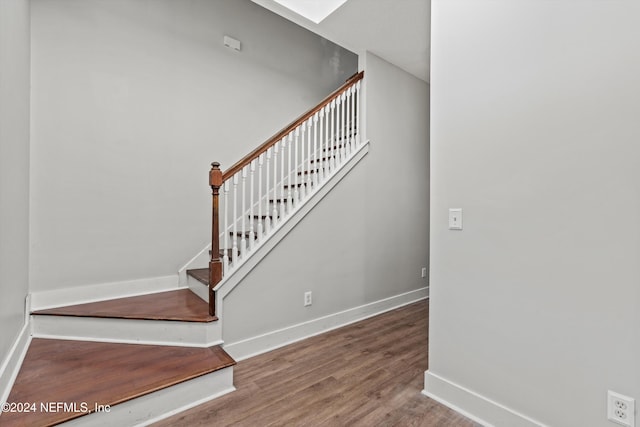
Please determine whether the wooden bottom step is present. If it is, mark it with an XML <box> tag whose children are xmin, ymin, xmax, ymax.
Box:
<box><xmin>0</xmin><ymin>339</ymin><xmax>235</xmax><ymax>427</ymax></box>
<box><xmin>32</xmin><ymin>289</ymin><xmax>216</xmax><ymax>322</ymax></box>
<box><xmin>187</xmin><ymin>268</ymin><xmax>210</xmax><ymax>286</ymax></box>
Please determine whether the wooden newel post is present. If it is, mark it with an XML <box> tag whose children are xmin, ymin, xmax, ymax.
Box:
<box><xmin>209</xmin><ymin>162</ymin><xmax>223</xmax><ymax>316</ymax></box>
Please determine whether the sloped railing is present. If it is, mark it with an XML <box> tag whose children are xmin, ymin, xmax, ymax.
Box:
<box><xmin>207</xmin><ymin>72</ymin><xmax>364</xmax><ymax>315</ymax></box>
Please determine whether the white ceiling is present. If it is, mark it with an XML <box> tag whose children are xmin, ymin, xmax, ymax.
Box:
<box><xmin>251</xmin><ymin>0</ymin><xmax>431</xmax><ymax>82</ymax></box>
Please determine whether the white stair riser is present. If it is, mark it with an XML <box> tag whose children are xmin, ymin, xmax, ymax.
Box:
<box><xmin>31</xmin><ymin>315</ymin><xmax>222</xmax><ymax>348</ymax></box>
<box><xmin>187</xmin><ymin>275</ymin><xmax>209</xmax><ymax>303</ymax></box>
<box><xmin>61</xmin><ymin>366</ymin><xmax>234</xmax><ymax>427</ymax></box>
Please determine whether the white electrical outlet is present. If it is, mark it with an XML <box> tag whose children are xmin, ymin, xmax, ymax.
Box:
<box><xmin>421</xmin><ymin>267</ymin><xmax>427</xmax><ymax>278</ymax></box>
<box><xmin>304</xmin><ymin>291</ymin><xmax>312</xmax><ymax>307</ymax></box>
<box><xmin>608</xmin><ymin>390</ymin><xmax>635</xmax><ymax>427</ymax></box>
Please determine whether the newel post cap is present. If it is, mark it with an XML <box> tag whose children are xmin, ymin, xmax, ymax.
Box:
<box><xmin>209</xmin><ymin>162</ymin><xmax>223</xmax><ymax>187</ymax></box>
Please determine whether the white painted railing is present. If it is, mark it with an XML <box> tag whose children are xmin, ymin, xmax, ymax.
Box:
<box><xmin>208</xmin><ymin>73</ymin><xmax>363</xmax><ymax>297</ymax></box>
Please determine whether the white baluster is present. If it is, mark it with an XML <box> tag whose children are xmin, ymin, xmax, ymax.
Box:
<box><xmin>265</xmin><ymin>147</ymin><xmax>272</xmax><ymax>234</ymax></box>
<box><xmin>273</xmin><ymin>141</ymin><xmax>279</xmax><ymax>226</ymax></box>
<box><xmin>232</xmin><ymin>174</ymin><xmax>238</xmax><ymax>265</ymax></box>
<box><xmin>223</xmin><ymin>180</ymin><xmax>229</xmax><ymax>272</ymax></box>
<box><xmin>257</xmin><ymin>154</ymin><xmax>263</xmax><ymax>241</ymax></box>
<box><xmin>350</xmin><ymin>86</ymin><xmax>355</xmax><ymax>151</ymax></box>
<box><xmin>293</xmin><ymin>127</ymin><xmax>299</xmax><ymax>207</ymax></box>
<box><xmin>340</xmin><ymin>92</ymin><xmax>346</xmax><ymax>162</ymax></box>
<box><xmin>356</xmin><ymin>81</ymin><xmax>361</xmax><ymax>145</ymax></box>
<box><xmin>319</xmin><ymin>108</ymin><xmax>326</xmax><ymax>180</ymax></box>
<box><xmin>331</xmin><ymin>100</ymin><xmax>338</xmax><ymax>168</ymax></box>
<box><xmin>280</xmin><ymin>137</ymin><xmax>287</xmax><ymax>218</ymax></box>
<box><xmin>325</xmin><ymin>105</ymin><xmax>333</xmax><ymax>173</ymax></box>
<box><xmin>249</xmin><ymin>160</ymin><xmax>255</xmax><ymax>249</ymax></box>
<box><xmin>307</xmin><ymin>118</ymin><xmax>312</xmax><ymax>192</ymax></box>
<box><xmin>287</xmin><ymin>133</ymin><xmax>293</xmax><ymax>210</ymax></box>
<box><xmin>241</xmin><ymin>168</ymin><xmax>247</xmax><ymax>256</ymax></box>
<box><xmin>347</xmin><ymin>87</ymin><xmax>352</xmax><ymax>156</ymax></box>
<box><xmin>313</xmin><ymin>113</ymin><xmax>319</xmax><ymax>186</ymax></box>
<box><xmin>344</xmin><ymin>89</ymin><xmax>350</xmax><ymax>157</ymax></box>
<box><xmin>299</xmin><ymin>122</ymin><xmax>306</xmax><ymax>200</ymax></box>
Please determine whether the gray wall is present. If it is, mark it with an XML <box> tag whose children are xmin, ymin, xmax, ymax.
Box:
<box><xmin>428</xmin><ymin>1</ymin><xmax>640</xmax><ymax>426</ymax></box>
<box><xmin>29</xmin><ymin>0</ymin><xmax>357</xmax><ymax>292</ymax></box>
<box><xmin>0</xmin><ymin>0</ymin><xmax>30</xmax><ymax>358</ymax></box>
<box><xmin>223</xmin><ymin>52</ymin><xmax>429</xmax><ymax>345</ymax></box>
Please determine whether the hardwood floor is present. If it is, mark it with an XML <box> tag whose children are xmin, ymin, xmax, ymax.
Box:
<box><xmin>154</xmin><ymin>300</ymin><xmax>481</xmax><ymax>427</ymax></box>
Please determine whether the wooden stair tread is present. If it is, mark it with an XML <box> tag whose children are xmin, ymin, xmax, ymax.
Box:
<box><xmin>229</xmin><ymin>231</ymin><xmax>258</xmax><ymax>240</ymax></box>
<box><xmin>283</xmin><ymin>182</ymin><xmax>310</xmax><ymax>189</ymax></box>
<box><xmin>0</xmin><ymin>339</ymin><xmax>235</xmax><ymax>427</ymax></box>
<box><xmin>250</xmin><ymin>214</ymin><xmax>278</xmax><ymax>220</ymax></box>
<box><xmin>32</xmin><ymin>289</ymin><xmax>216</xmax><ymax>323</ymax></box>
<box><xmin>187</xmin><ymin>268</ymin><xmax>210</xmax><ymax>286</ymax></box>
<box><xmin>323</xmin><ymin>143</ymin><xmax>347</xmax><ymax>151</ymax></box>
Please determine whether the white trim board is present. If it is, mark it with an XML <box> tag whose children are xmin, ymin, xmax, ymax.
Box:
<box><xmin>224</xmin><ymin>286</ymin><xmax>428</xmax><ymax>361</ymax></box>
<box><xmin>0</xmin><ymin>323</ymin><xmax>31</xmax><ymax>406</ymax></box>
<box><xmin>31</xmin><ymin>315</ymin><xmax>222</xmax><ymax>348</ymax></box>
<box><xmin>423</xmin><ymin>371</ymin><xmax>547</xmax><ymax>427</ymax></box>
<box><xmin>30</xmin><ymin>275</ymin><xmax>180</xmax><ymax>311</ymax></box>
<box><xmin>61</xmin><ymin>367</ymin><xmax>235</xmax><ymax>427</ymax></box>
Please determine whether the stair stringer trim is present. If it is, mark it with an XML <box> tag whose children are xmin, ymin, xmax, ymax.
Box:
<box><xmin>214</xmin><ymin>140</ymin><xmax>369</xmax><ymax>300</ymax></box>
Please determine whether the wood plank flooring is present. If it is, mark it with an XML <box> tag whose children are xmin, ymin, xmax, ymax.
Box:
<box><xmin>1</xmin><ymin>340</ymin><xmax>234</xmax><ymax>426</ymax></box>
<box><xmin>33</xmin><ymin>289</ymin><xmax>216</xmax><ymax>322</ymax></box>
<box><xmin>154</xmin><ymin>300</ymin><xmax>482</xmax><ymax>427</ymax></box>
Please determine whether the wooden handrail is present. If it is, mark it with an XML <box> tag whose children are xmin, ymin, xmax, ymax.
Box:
<box><xmin>221</xmin><ymin>71</ymin><xmax>364</xmax><ymax>181</ymax></box>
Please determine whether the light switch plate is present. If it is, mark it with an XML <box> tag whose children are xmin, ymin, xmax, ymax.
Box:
<box><xmin>449</xmin><ymin>208</ymin><xmax>463</xmax><ymax>230</ymax></box>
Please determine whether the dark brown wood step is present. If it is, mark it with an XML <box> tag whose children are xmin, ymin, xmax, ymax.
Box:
<box><xmin>1</xmin><ymin>339</ymin><xmax>235</xmax><ymax>427</ymax></box>
<box><xmin>269</xmin><ymin>198</ymin><xmax>291</xmax><ymax>204</ymax></box>
<box><xmin>323</xmin><ymin>143</ymin><xmax>347</xmax><ymax>152</ymax></box>
<box><xmin>32</xmin><ymin>289</ymin><xmax>216</xmax><ymax>322</ymax></box>
<box><xmin>229</xmin><ymin>231</ymin><xmax>259</xmax><ymax>240</ymax></box>
<box><xmin>297</xmin><ymin>169</ymin><xmax>322</xmax><ymax>176</ymax></box>
<box><xmin>250</xmin><ymin>214</ymin><xmax>279</xmax><ymax>220</ymax></box>
<box><xmin>310</xmin><ymin>156</ymin><xmax>335</xmax><ymax>164</ymax></box>
<box><xmin>283</xmin><ymin>182</ymin><xmax>311</xmax><ymax>189</ymax></box>
<box><xmin>187</xmin><ymin>268</ymin><xmax>210</xmax><ymax>286</ymax></box>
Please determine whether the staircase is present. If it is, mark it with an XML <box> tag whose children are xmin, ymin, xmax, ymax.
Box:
<box><xmin>185</xmin><ymin>71</ymin><xmax>365</xmax><ymax>312</ymax></box>
<box><xmin>0</xmin><ymin>72</ymin><xmax>364</xmax><ymax>426</ymax></box>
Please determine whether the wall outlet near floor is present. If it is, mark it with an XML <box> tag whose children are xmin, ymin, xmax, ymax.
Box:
<box><xmin>608</xmin><ymin>390</ymin><xmax>635</xmax><ymax>427</ymax></box>
<box><xmin>304</xmin><ymin>291</ymin><xmax>312</xmax><ymax>307</ymax></box>
<box><xmin>421</xmin><ymin>267</ymin><xmax>427</xmax><ymax>278</ymax></box>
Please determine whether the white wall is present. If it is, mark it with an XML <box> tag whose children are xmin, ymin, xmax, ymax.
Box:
<box><xmin>29</xmin><ymin>0</ymin><xmax>357</xmax><ymax>292</ymax></box>
<box><xmin>223</xmin><ymin>52</ymin><xmax>429</xmax><ymax>350</ymax></box>
<box><xmin>0</xmin><ymin>0</ymin><xmax>30</xmax><ymax>363</ymax></box>
<box><xmin>427</xmin><ymin>1</ymin><xmax>640</xmax><ymax>426</ymax></box>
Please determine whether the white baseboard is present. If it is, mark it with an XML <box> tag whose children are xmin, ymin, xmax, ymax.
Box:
<box><xmin>61</xmin><ymin>366</ymin><xmax>235</xmax><ymax>427</ymax></box>
<box><xmin>31</xmin><ymin>315</ymin><xmax>222</xmax><ymax>348</ymax></box>
<box><xmin>423</xmin><ymin>371</ymin><xmax>546</xmax><ymax>427</ymax></box>
<box><xmin>224</xmin><ymin>286</ymin><xmax>428</xmax><ymax>361</ymax></box>
<box><xmin>30</xmin><ymin>275</ymin><xmax>179</xmax><ymax>311</ymax></box>
<box><xmin>0</xmin><ymin>323</ymin><xmax>31</xmax><ymax>406</ymax></box>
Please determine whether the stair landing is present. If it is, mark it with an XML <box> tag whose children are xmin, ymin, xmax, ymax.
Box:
<box><xmin>33</xmin><ymin>289</ymin><xmax>216</xmax><ymax>322</ymax></box>
<box><xmin>0</xmin><ymin>338</ymin><xmax>235</xmax><ymax>427</ymax></box>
